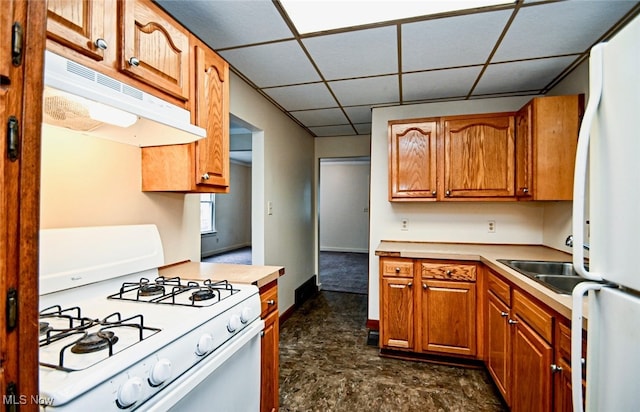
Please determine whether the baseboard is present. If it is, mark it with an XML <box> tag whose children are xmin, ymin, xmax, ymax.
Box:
<box><xmin>319</xmin><ymin>247</ymin><xmax>368</xmax><ymax>254</ymax></box>
<box><xmin>294</xmin><ymin>275</ymin><xmax>318</xmax><ymax>307</ymax></box>
<box><xmin>366</xmin><ymin>319</ymin><xmax>379</xmax><ymax>330</ymax></box>
<box><xmin>280</xmin><ymin>304</ymin><xmax>295</xmax><ymax>325</ymax></box>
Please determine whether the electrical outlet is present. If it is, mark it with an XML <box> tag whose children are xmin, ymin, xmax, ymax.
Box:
<box><xmin>401</xmin><ymin>218</ymin><xmax>409</xmax><ymax>231</ymax></box>
<box><xmin>488</xmin><ymin>220</ymin><xmax>496</xmax><ymax>233</ymax></box>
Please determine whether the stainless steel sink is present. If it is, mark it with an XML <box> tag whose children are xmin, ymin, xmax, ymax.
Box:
<box><xmin>497</xmin><ymin>259</ymin><xmax>587</xmax><ymax>295</ymax></box>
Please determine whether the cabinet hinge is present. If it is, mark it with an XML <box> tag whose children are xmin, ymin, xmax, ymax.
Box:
<box><xmin>5</xmin><ymin>382</ymin><xmax>19</xmax><ymax>412</ymax></box>
<box><xmin>6</xmin><ymin>288</ymin><xmax>17</xmax><ymax>332</ymax></box>
<box><xmin>11</xmin><ymin>22</ymin><xmax>23</xmax><ymax>67</ymax></box>
<box><xmin>6</xmin><ymin>116</ymin><xmax>19</xmax><ymax>162</ymax></box>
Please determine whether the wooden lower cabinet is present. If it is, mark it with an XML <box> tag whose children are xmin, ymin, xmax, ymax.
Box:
<box><xmin>379</xmin><ymin>258</ymin><xmax>477</xmax><ymax>357</ymax></box>
<box><xmin>420</xmin><ymin>280</ymin><xmax>476</xmax><ymax>356</ymax></box>
<box><xmin>259</xmin><ymin>281</ymin><xmax>279</xmax><ymax>412</ymax></box>
<box><xmin>511</xmin><ymin>315</ymin><xmax>553</xmax><ymax>412</ymax></box>
<box><xmin>486</xmin><ymin>290</ymin><xmax>511</xmax><ymax>403</ymax></box>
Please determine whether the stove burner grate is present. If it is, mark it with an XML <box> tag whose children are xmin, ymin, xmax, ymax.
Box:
<box><xmin>108</xmin><ymin>276</ymin><xmax>239</xmax><ymax>307</ymax></box>
<box><xmin>71</xmin><ymin>331</ymin><xmax>119</xmax><ymax>354</ymax></box>
<box><xmin>39</xmin><ymin>305</ymin><xmax>160</xmax><ymax>372</ymax></box>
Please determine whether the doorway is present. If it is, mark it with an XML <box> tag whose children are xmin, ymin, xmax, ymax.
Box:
<box><xmin>318</xmin><ymin>157</ymin><xmax>370</xmax><ymax>294</ymax></box>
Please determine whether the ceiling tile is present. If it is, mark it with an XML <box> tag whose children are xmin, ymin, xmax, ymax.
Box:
<box><xmin>402</xmin><ymin>10</ymin><xmax>512</xmax><ymax>71</ymax></box>
<box><xmin>263</xmin><ymin>83</ymin><xmax>337</xmax><ymax>111</ymax></box>
<box><xmin>156</xmin><ymin>0</ymin><xmax>293</xmax><ymax>49</ymax></box>
<box><xmin>473</xmin><ymin>55</ymin><xmax>579</xmax><ymax>95</ymax></box>
<box><xmin>221</xmin><ymin>41</ymin><xmax>320</xmax><ymax>87</ymax></box>
<box><xmin>402</xmin><ymin>66</ymin><xmax>483</xmax><ymax>102</ymax></box>
<box><xmin>302</xmin><ymin>26</ymin><xmax>398</xmax><ymax>80</ymax></box>
<box><xmin>493</xmin><ymin>1</ymin><xmax>638</xmax><ymax>61</ymax></box>
<box><xmin>329</xmin><ymin>76</ymin><xmax>400</xmax><ymax>107</ymax></box>
<box><xmin>344</xmin><ymin>106</ymin><xmax>373</xmax><ymax>124</ymax></box>
<box><xmin>354</xmin><ymin>123</ymin><xmax>372</xmax><ymax>134</ymax></box>
<box><xmin>289</xmin><ymin>108</ymin><xmax>348</xmax><ymax>127</ymax></box>
<box><xmin>309</xmin><ymin>125</ymin><xmax>357</xmax><ymax>137</ymax></box>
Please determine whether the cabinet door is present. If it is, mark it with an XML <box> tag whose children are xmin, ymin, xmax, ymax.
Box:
<box><xmin>380</xmin><ymin>277</ymin><xmax>414</xmax><ymax>350</ymax></box>
<box><xmin>442</xmin><ymin>113</ymin><xmax>515</xmax><ymax>198</ymax></box>
<box><xmin>486</xmin><ymin>291</ymin><xmax>511</xmax><ymax>404</ymax></box>
<box><xmin>46</xmin><ymin>0</ymin><xmax>107</xmax><ymax>61</ymax></box>
<box><xmin>419</xmin><ymin>280</ymin><xmax>476</xmax><ymax>356</ymax></box>
<box><xmin>119</xmin><ymin>0</ymin><xmax>190</xmax><ymax>100</ymax></box>
<box><xmin>0</xmin><ymin>1</ymin><xmax>14</xmax><ymax>79</ymax></box>
<box><xmin>193</xmin><ymin>43</ymin><xmax>229</xmax><ymax>189</ymax></box>
<box><xmin>388</xmin><ymin>120</ymin><xmax>438</xmax><ymax>200</ymax></box>
<box><xmin>261</xmin><ymin>310</ymin><xmax>279</xmax><ymax>412</ymax></box>
<box><xmin>515</xmin><ymin>101</ymin><xmax>533</xmax><ymax>198</ymax></box>
<box><xmin>511</xmin><ymin>317</ymin><xmax>553</xmax><ymax>412</ymax></box>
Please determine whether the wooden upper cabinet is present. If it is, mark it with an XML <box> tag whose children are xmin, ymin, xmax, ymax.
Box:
<box><xmin>1</xmin><ymin>1</ymin><xmax>14</xmax><ymax>79</ymax></box>
<box><xmin>515</xmin><ymin>95</ymin><xmax>583</xmax><ymax>200</ymax></box>
<box><xmin>388</xmin><ymin>120</ymin><xmax>438</xmax><ymax>201</ymax></box>
<box><xmin>46</xmin><ymin>0</ymin><xmax>108</xmax><ymax>61</ymax></box>
<box><xmin>119</xmin><ymin>0</ymin><xmax>190</xmax><ymax>101</ymax></box>
<box><xmin>442</xmin><ymin>113</ymin><xmax>515</xmax><ymax>199</ymax></box>
<box><xmin>193</xmin><ymin>42</ymin><xmax>229</xmax><ymax>189</ymax></box>
<box><xmin>141</xmin><ymin>39</ymin><xmax>230</xmax><ymax>193</ymax></box>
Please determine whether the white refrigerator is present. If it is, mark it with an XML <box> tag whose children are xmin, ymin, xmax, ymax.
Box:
<box><xmin>571</xmin><ymin>12</ymin><xmax>640</xmax><ymax>412</ymax></box>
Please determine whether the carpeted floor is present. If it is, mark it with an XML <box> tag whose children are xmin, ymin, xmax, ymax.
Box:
<box><xmin>319</xmin><ymin>251</ymin><xmax>368</xmax><ymax>295</ymax></box>
<box><xmin>202</xmin><ymin>246</ymin><xmax>252</xmax><ymax>265</ymax></box>
<box><xmin>279</xmin><ymin>291</ymin><xmax>507</xmax><ymax>411</ymax></box>
<box><xmin>204</xmin><ymin>248</ymin><xmax>369</xmax><ymax>295</ymax></box>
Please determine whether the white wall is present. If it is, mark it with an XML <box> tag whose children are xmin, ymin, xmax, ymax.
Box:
<box><xmin>201</xmin><ymin>161</ymin><xmax>252</xmax><ymax>257</ymax></box>
<box><xmin>40</xmin><ymin>125</ymin><xmax>200</xmax><ymax>265</ymax></box>
<box><xmin>229</xmin><ymin>72</ymin><xmax>315</xmax><ymax>314</ymax></box>
<box><xmin>368</xmin><ymin>96</ymin><xmax>546</xmax><ymax>321</ymax></box>
<box><xmin>319</xmin><ymin>160</ymin><xmax>370</xmax><ymax>253</ymax></box>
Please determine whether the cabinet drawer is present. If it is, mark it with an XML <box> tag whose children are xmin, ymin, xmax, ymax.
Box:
<box><xmin>513</xmin><ymin>290</ymin><xmax>553</xmax><ymax>343</ymax></box>
<box><xmin>487</xmin><ymin>271</ymin><xmax>511</xmax><ymax>306</ymax></box>
<box><xmin>381</xmin><ymin>259</ymin><xmax>414</xmax><ymax>278</ymax></box>
<box><xmin>420</xmin><ymin>262</ymin><xmax>476</xmax><ymax>281</ymax></box>
<box><xmin>260</xmin><ymin>284</ymin><xmax>278</xmax><ymax>318</ymax></box>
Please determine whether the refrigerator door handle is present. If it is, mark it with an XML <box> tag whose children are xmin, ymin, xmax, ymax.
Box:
<box><xmin>572</xmin><ymin>282</ymin><xmax>604</xmax><ymax>412</ymax></box>
<box><xmin>572</xmin><ymin>43</ymin><xmax>604</xmax><ymax>281</ymax></box>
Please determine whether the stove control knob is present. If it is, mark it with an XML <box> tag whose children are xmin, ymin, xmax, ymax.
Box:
<box><xmin>117</xmin><ymin>377</ymin><xmax>143</xmax><ymax>408</ymax></box>
<box><xmin>196</xmin><ymin>333</ymin><xmax>214</xmax><ymax>356</ymax></box>
<box><xmin>227</xmin><ymin>314</ymin><xmax>241</xmax><ymax>333</ymax></box>
<box><xmin>149</xmin><ymin>358</ymin><xmax>172</xmax><ymax>386</ymax></box>
<box><xmin>240</xmin><ymin>307</ymin><xmax>253</xmax><ymax>324</ymax></box>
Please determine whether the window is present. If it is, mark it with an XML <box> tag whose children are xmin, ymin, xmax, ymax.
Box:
<box><xmin>200</xmin><ymin>194</ymin><xmax>216</xmax><ymax>233</ymax></box>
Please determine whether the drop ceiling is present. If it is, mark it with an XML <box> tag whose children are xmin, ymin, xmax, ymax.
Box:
<box><xmin>155</xmin><ymin>0</ymin><xmax>640</xmax><ymax>138</ymax></box>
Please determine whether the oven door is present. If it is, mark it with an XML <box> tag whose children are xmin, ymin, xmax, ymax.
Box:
<box><xmin>138</xmin><ymin>319</ymin><xmax>264</xmax><ymax>411</ymax></box>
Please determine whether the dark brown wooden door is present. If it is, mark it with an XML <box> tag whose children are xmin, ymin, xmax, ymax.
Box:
<box><xmin>380</xmin><ymin>276</ymin><xmax>414</xmax><ymax>350</ymax></box>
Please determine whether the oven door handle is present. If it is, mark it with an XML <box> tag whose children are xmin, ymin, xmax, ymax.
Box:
<box><xmin>138</xmin><ymin>319</ymin><xmax>264</xmax><ymax>411</ymax></box>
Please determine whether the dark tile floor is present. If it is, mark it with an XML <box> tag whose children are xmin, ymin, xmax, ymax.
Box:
<box><xmin>279</xmin><ymin>291</ymin><xmax>507</xmax><ymax>412</ymax></box>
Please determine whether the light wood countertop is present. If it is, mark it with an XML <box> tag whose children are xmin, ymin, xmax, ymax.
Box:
<box><xmin>376</xmin><ymin>241</ymin><xmax>579</xmax><ymax>320</ymax></box>
<box><xmin>159</xmin><ymin>261</ymin><xmax>284</xmax><ymax>289</ymax></box>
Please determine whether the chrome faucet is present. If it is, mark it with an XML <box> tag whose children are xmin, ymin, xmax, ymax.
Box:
<box><xmin>565</xmin><ymin>235</ymin><xmax>590</xmax><ymax>250</ymax></box>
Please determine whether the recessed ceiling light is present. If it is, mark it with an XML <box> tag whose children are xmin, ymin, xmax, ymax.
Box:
<box><xmin>281</xmin><ymin>0</ymin><xmax>514</xmax><ymax>34</ymax></box>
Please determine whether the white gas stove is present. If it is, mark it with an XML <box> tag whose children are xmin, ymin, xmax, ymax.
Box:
<box><xmin>38</xmin><ymin>225</ymin><xmax>262</xmax><ymax>411</ymax></box>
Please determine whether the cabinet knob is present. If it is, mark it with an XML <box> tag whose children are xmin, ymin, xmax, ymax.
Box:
<box><xmin>445</xmin><ymin>190</ymin><xmax>451</xmax><ymax>197</ymax></box>
<box><xmin>500</xmin><ymin>311</ymin><xmax>508</xmax><ymax>317</ymax></box>
<box><xmin>201</xmin><ymin>173</ymin><xmax>210</xmax><ymax>180</ymax></box>
<box><xmin>407</xmin><ymin>282</ymin><xmax>413</xmax><ymax>288</ymax></box>
<box><xmin>508</xmin><ymin>319</ymin><xmax>518</xmax><ymax>325</ymax></box>
<box><xmin>94</xmin><ymin>38</ymin><xmax>108</xmax><ymax>50</ymax></box>
<box><xmin>445</xmin><ymin>270</ymin><xmax>452</xmax><ymax>276</ymax></box>
<box><xmin>550</xmin><ymin>364</ymin><xmax>563</xmax><ymax>373</ymax></box>
<box><xmin>267</xmin><ymin>299</ymin><xmax>275</xmax><ymax>305</ymax></box>
<box><xmin>431</xmin><ymin>190</ymin><xmax>436</xmax><ymax>196</ymax></box>
<box><xmin>128</xmin><ymin>56</ymin><xmax>140</xmax><ymax>67</ymax></box>
<box><xmin>422</xmin><ymin>283</ymin><xmax>427</xmax><ymax>289</ymax></box>
<box><xmin>395</xmin><ymin>267</ymin><xmax>400</xmax><ymax>273</ymax></box>
<box><xmin>522</xmin><ymin>187</ymin><xmax>529</xmax><ymax>193</ymax></box>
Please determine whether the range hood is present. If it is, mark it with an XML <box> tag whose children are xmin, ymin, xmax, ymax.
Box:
<box><xmin>42</xmin><ymin>51</ymin><xmax>206</xmax><ymax>147</ymax></box>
